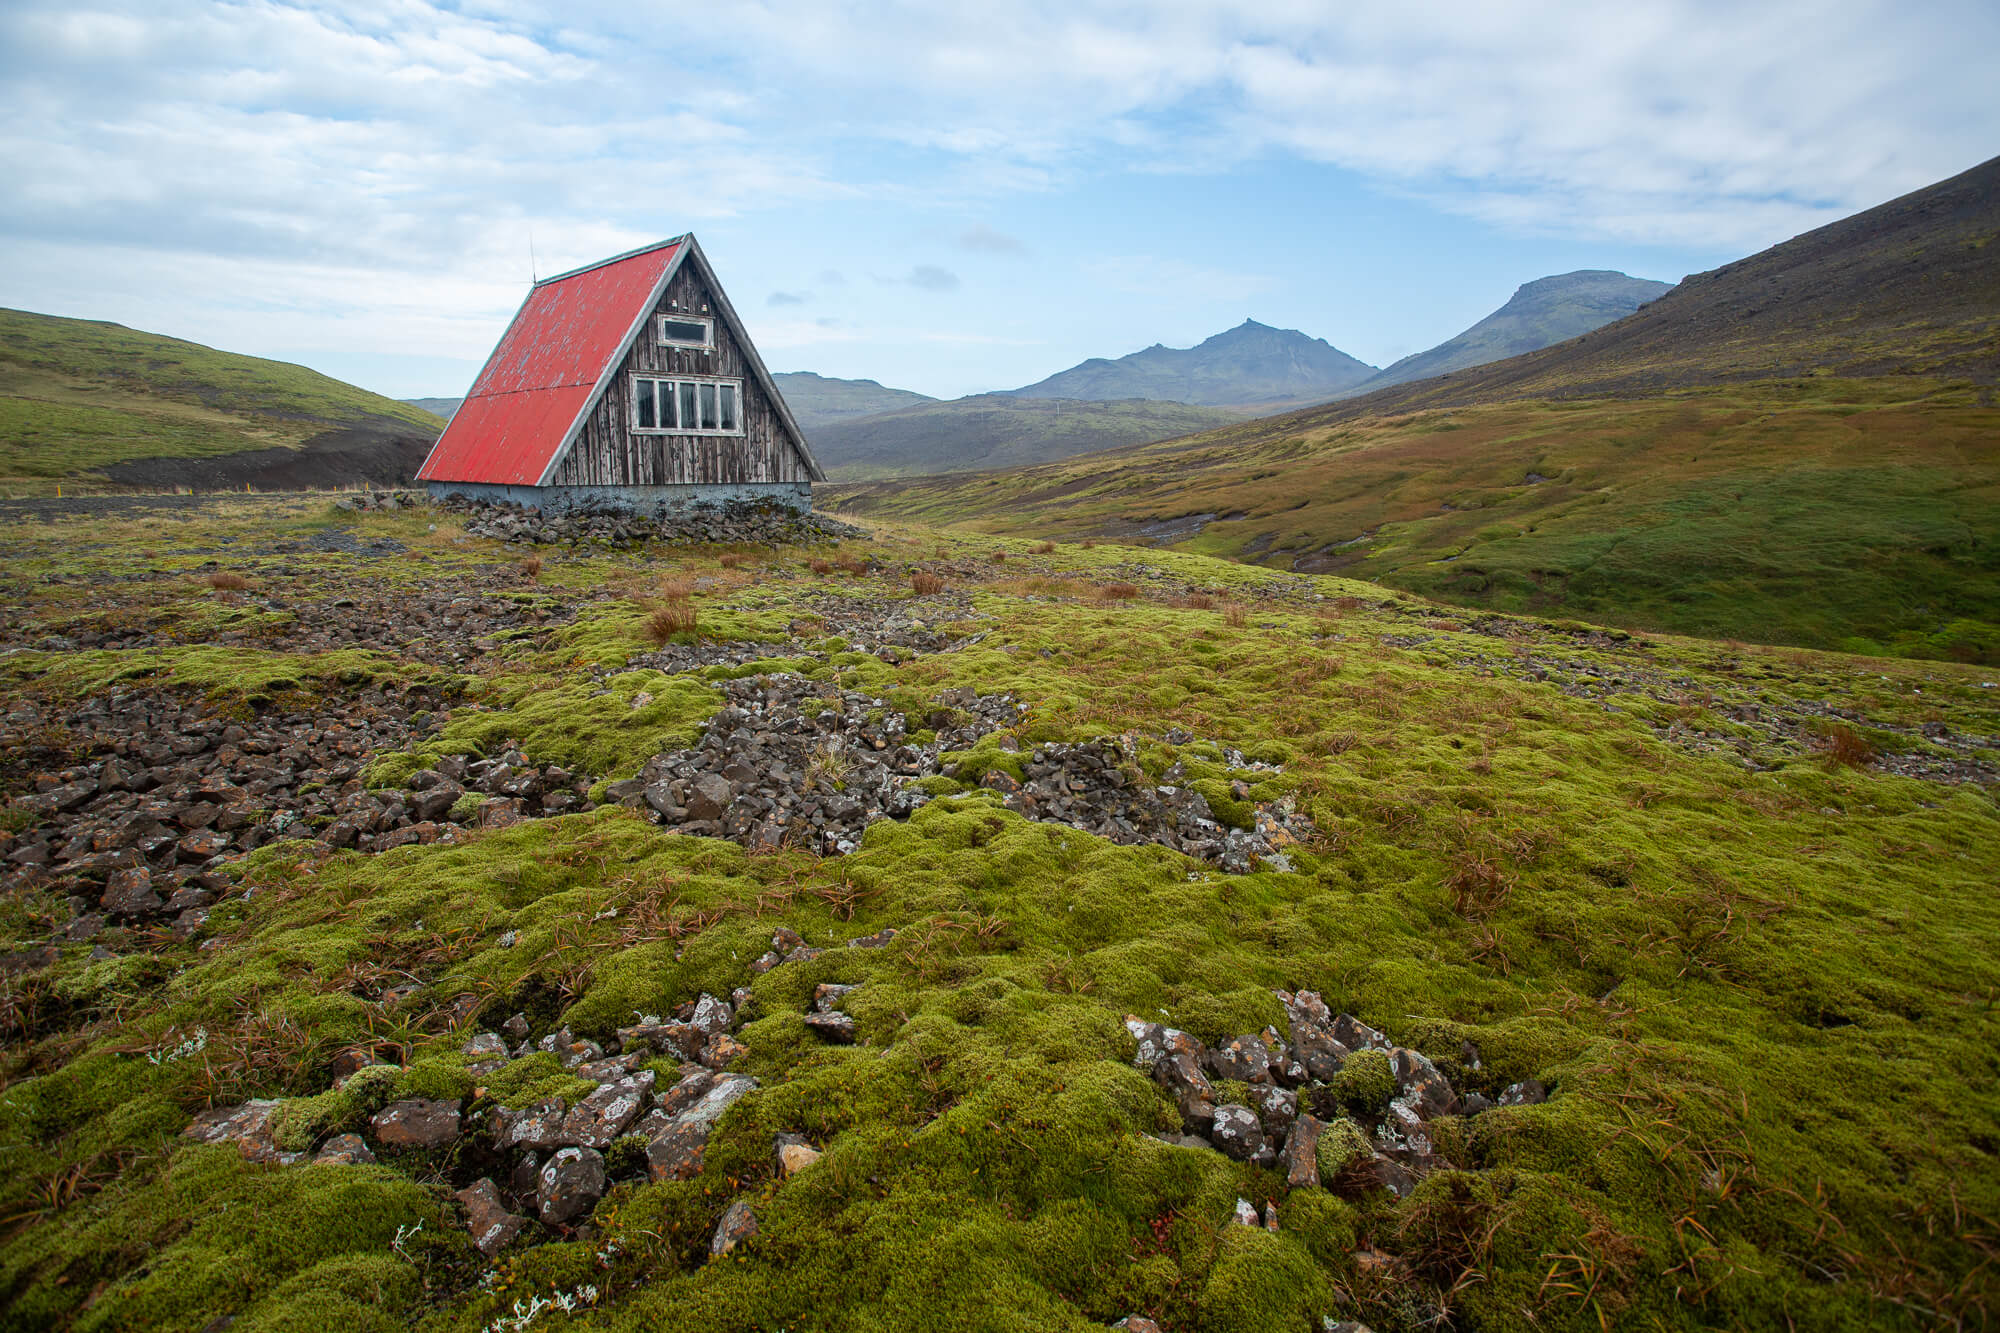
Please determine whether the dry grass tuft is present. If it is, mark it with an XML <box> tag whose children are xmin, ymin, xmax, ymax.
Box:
<box><xmin>809</xmin><ymin>558</ymin><xmax>833</xmax><ymax>576</ymax></box>
<box><xmin>518</xmin><ymin>555</ymin><xmax>543</xmax><ymax>581</ymax></box>
<box><xmin>1179</xmin><ymin>592</ymin><xmax>1217</xmax><ymax>610</ymax></box>
<box><xmin>838</xmin><ymin>556</ymin><xmax>868</xmax><ymax>576</ymax></box>
<box><xmin>1819</xmin><ymin>722</ymin><xmax>1877</xmax><ymax>769</ymax></box>
<box><xmin>1030</xmin><ymin>541</ymin><xmax>1055</xmax><ymax>554</ymax></box>
<box><xmin>989</xmin><ymin>550</ymin><xmax>1009</xmax><ymax>564</ymax></box>
<box><xmin>206</xmin><ymin>571</ymin><xmax>249</xmax><ymax>591</ymax></box>
<box><xmin>643</xmin><ymin>600</ymin><xmax>697</xmax><ymax>645</ymax></box>
<box><xmin>719</xmin><ymin>553</ymin><xmax>744</xmax><ymax>569</ymax></box>
<box><xmin>1097</xmin><ymin>582</ymin><xmax>1141</xmax><ymax>601</ymax></box>
<box><xmin>1445</xmin><ymin>848</ymin><xmax>1514</xmax><ymax>920</ymax></box>
<box><xmin>1223</xmin><ymin>603</ymin><xmax>1248</xmax><ymax>628</ymax></box>
<box><xmin>1333</xmin><ymin>595</ymin><xmax>1366</xmax><ymax>611</ymax></box>
<box><xmin>658</xmin><ymin>575</ymin><xmax>696</xmax><ymax>601</ymax></box>
<box><xmin>911</xmin><ymin>570</ymin><xmax>946</xmax><ymax>595</ymax></box>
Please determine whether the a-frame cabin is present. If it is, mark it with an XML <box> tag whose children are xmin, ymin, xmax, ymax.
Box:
<box><xmin>417</xmin><ymin>235</ymin><xmax>824</xmax><ymax>513</ymax></box>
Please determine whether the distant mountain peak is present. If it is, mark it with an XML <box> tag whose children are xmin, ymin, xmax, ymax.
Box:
<box><xmin>1359</xmin><ymin>270</ymin><xmax>1675</xmax><ymax>392</ymax></box>
<box><xmin>1010</xmin><ymin>321</ymin><xmax>1375</xmax><ymax>407</ymax></box>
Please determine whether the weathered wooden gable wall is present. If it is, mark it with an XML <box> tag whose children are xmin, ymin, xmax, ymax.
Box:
<box><xmin>550</xmin><ymin>262</ymin><xmax>810</xmax><ymax>486</ymax></box>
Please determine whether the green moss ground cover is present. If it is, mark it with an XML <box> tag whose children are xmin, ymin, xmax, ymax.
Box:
<box><xmin>1</xmin><ymin>502</ymin><xmax>1996</xmax><ymax>1331</ymax></box>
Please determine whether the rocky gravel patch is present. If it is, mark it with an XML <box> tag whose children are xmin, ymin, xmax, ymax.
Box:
<box><xmin>436</xmin><ymin>496</ymin><xmax>868</xmax><ymax>549</ymax></box>
<box><xmin>1</xmin><ymin>684</ymin><xmax>454</xmax><ymax>936</ymax></box>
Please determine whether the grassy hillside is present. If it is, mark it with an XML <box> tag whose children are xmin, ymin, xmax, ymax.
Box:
<box><xmin>813</xmin><ymin>394</ymin><xmax>1243</xmax><ymax>479</ymax></box>
<box><xmin>0</xmin><ymin>309</ymin><xmax>443</xmax><ymax>489</ymax></box>
<box><xmin>0</xmin><ymin>500</ymin><xmax>1995</xmax><ymax>1332</ymax></box>
<box><xmin>829</xmin><ymin>378</ymin><xmax>2000</xmax><ymax>661</ymax></box>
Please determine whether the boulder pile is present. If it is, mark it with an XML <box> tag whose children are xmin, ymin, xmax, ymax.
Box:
<box><xmin>1127</xmin><ymin>990</ymin><xmax>1547</xmax><ymax>1198</ymax></box>
<box><xmin>586</xmin><ymin>674</ymin><xmax>1315</xmax><ymax>868</ymax></box>
<box><xmin>1</xmin><ymin>685</ymin><xmax>452</xmax><ymax>936</ymax></box>
<box><xmin>180</xmin><ymin>966</ymin><xmax>880</xmax><ymax>1260</ymax></box>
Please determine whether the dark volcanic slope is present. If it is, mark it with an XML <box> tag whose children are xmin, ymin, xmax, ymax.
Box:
<box><xmin>1346</xmin><ymin>154</ymin><xmax>2000</xmax><ymax>412</ymax></box>
<box><xmin>1361</xmin><ymin>270</ymin><xmax>1674</xmax><ymax>391</ymax></box>
<box><xmin>1006</xmin><ymin>319</ymin><xmax>1376</xmax><ymax>406</ymax></box>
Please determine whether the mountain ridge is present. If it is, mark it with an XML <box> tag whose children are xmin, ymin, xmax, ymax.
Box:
<box><xmin>1004</xmin><ymin>318</ymin><xmax>1377</xmax><ymax>406</ymax></box>
<box><xmin>1359</xmin><ymin>270</ymin><xmax>1674</xmax><ymax>391</ymax></box>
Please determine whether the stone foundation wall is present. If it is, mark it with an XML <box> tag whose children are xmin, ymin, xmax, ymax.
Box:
<box><xmin>424</xmin><ymin>481</ymin><xmax>813</xmax><ymax>515</ymax></box>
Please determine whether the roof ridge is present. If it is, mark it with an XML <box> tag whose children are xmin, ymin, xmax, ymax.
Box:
<box><xmin>534</xmin><ymin>235</ymin><xmax>687</xmax><ymax>287</ymax></box>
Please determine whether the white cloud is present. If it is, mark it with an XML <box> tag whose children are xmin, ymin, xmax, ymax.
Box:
<box><xmin>0</xmin><ymin>0</ymin><xmax>1992</xmax><ymax>395</ymax></box>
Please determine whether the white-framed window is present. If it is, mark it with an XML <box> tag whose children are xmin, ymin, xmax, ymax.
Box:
<box><xmin>656</xmin><ymin>314</ymin><xmax>714</xmax><ymax>350</ymax></box>
<box><xmin>632</xmin><ymin>375</ymin><xmax>743</xmax><ymax>435</ymax></box>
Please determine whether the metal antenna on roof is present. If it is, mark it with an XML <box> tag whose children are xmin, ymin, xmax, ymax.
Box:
<box><xmin>529</xmin><ymin>228</ymin><xmax>538</xmax><ymax>284</ymax></box>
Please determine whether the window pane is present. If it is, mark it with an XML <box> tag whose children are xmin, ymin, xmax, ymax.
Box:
<box><xmin>657</xmin><ymin>379</ymin><xmax>677</xmax><ymax>429</ymax></box>
<box><xmin>719</xmin><ymin>384</ymin><xmax>739</xmax><ymax>431</ymax></box>
<box><xmin>679</xmin><ymin>382</ymin><xmax>698</xmax><ymax>430</ymax></box>
<box><xmin>635</xmin><ymin>379</ymin><xmax>655</xmax><ymax>429</ymax></box>
<box><xmin>660</xmin><ymin>317</ymin><xmax>707</xmax><ymax>345</ymax></box>
<box><xmin>699</xmin><ymin>383</ymin><xmax>719</xmax><ymax>430</ymax></box>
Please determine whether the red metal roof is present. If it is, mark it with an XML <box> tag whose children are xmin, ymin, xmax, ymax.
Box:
<box><xmin>417</xmin><ymin>239</ymin><xmax>684</xmax><ymax>485</ymax></box>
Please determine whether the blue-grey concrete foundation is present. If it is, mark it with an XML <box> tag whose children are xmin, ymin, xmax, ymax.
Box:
<box><xmin>425</xmin><ymin>481</ymin><xmax>812</xmax><ymax>515</ymax></box>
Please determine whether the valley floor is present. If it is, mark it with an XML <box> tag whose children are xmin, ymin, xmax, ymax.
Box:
<box><xmin>1</xmin><ymin>498</ymin><xmax>1996</xmax><ymax>1332</ymax></box>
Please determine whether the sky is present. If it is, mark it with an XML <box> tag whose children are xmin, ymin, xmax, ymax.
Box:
<box><xmin>1</xmin><ymin>1</ymin><xmax>1995</xmax><ymax>402</ymax></box>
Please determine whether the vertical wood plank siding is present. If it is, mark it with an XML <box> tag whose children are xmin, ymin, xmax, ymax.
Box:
<box><xmin>549</xmin><ymin>265</ymin><xmax>808</xmax><ymax>486</ymax></box>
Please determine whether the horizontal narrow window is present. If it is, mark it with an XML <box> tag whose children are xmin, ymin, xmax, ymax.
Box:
<box><xmin>657</xmin><ymin>315</ymin><xmax>713</xmax><ymax>349</ymax></box>
<box><xmin>630</xmin><ymin>374</ymin><xmax>745</xmax><ymax>436</ymax></box>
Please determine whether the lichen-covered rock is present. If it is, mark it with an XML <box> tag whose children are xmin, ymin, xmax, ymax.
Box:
<box><xmin>1280</xmin><ymin>1115</ymin><xmax>1324</xmax><ymax>1190</ymax></box>
<box><xmin>641</xmin><ymin>1072</ymin><xmax>758</xmax><ymax>1181</ymax></box>
<box><xmin>1207</xmin><ymin>1033</ymin><xmax>1273</xmax><ymax>1085</ymax></box>
<box><xmin>1331</xmin><ymin>1013</ymin><xmax>1391</xmax><ymax>1052</ymax></box>
<box><xmin>370</xmin><ymin>1098</ymin><xmax>461</xmax><ymax>1151</ymax></box>
<box><xmin>561</xmin><ymin>1071</ymin><xmax>655</xmax><ymax>1148</ymax></box>
<box><xmin>184</xmin><ymin>1099</ymin><xmax>296</xmax><ymax>1164</ymax></box>
<box><xmin>803</xmin><ymin>1011</ymin><xmax>857</xmax><ymax>1043</ymax></box>
<box><xmin>688</xmin><ymin>992</ymin><xmax>733</xmax><ymax>1034</ymax></box>
<box><xmin>1498</xmin><ymin>1078</ymin><xmax>1548</xmax><ymax>1107</ymax></box>
<box><xmin>700</xmin><ymin>1032</ymin><xmax>749</xmax><ymax>1068</ymax></box>
<box><xmin>1275</xmin><ymin>990</ymin><xmax>1350</xmax><ymax>1081</ymax></box>
<box><xmin>100</xmin><ymin>866</ymin><xmax>163</xmax><ymax>916</ymax></box>
<box><xmin>456</xmin><ymin>1177</ymin><xmax>526</xmax><ymax>1255</ymax></box>
<box><xmin>493</xmin><ymin>1097</ymin><xmax>570</xmax><ymax>1150</ymax></box>
<box><xmin>1389</xmin><ymin>1047</ymin><xmax>1458</xmax><ymax>1119</ymax></box>
<box><xmin>1254</xmin><ymin>1083</ymin><xmax>1298</xmax><ymax>1138</ymax></box>
<box><xmin>710</xmin><ymin>1199</ymin><xmax>759</xmax><ymax>1257</ymax></box>
<box><xmin>774</xmin><ymin>1132</ymin><xmax>821</xmax><ymax>1177</ymax></box>
<box><xmin>1210</xmin><ymin>1104</ymin><xmax>1270</xmax><ymax>1164</ymax></box>
<box><xmin>313</xmin><ymin>1132</ymin><xmax>376</xmax><ymax>1165</ymax></box>
<box><xmin>1230</xmin><ymin>1197</ymin><xmax>1261</xmax><ymax>1228</ymax></box>
<box><xmin>537</xmin><ymin>1146</ymin><xmax>607</xmax><ymax>1225</ymax></box>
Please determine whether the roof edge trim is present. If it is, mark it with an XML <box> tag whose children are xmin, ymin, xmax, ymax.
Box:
<box><xmin>534</xmin><ymin>235</ymin><xmax>689</xmax><ymax>289</ymax></box>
